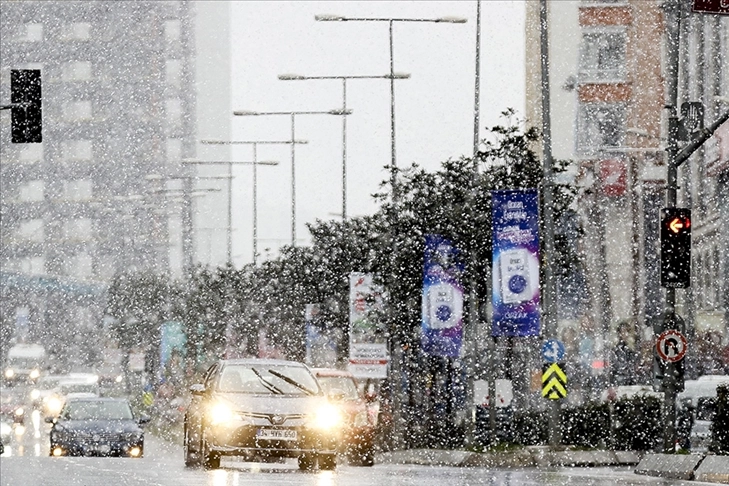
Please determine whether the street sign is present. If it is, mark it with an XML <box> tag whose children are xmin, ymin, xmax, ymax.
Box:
<box><xmin>541</xmin><ymin>339</ymin><xmax>565</xmax><ymax>363</ymax></box>
<box><xmin>656</xmin><ymin>329</ymin><xmax>688</xmax><ymax>363</ymax></box>
<box><xmin>692</xmin><ymin>0</ymin><xmax>729</xmax><ymax>16</ymax></box>
<box><xmin>542</xmin><ymin>363</ymin><xmax>567</xmax><ymax>400</ymax></box>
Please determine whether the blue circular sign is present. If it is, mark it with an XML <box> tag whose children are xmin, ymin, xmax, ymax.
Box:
<box><xmin>435</xmin><ymin>305</ymin><xmax>452</xmax><ymax>322</ymax></box>
<box><xmin>508</xmin><ymin>275</ymin><xmax>528</xmax><ymax>294</ymax></box>
<box><xmin>541</xmin><ymin>339</ymin><xmax>565</xmax><ymax>363</ymax></box>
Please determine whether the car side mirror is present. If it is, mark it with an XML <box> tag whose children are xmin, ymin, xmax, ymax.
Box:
<box><xmin>44</xmin><ymin>416</ymin><xmax>56</xmax><ymax>424</ymax></box>
<box><xmin>138</xmin><ymin>415</ymin><xmax>151</xmax><ymax>426</ymax></box>
<box><xmin>190</xmin><ymin>383</ymin><xmax>206</xmax><ymax>396</ymax></box>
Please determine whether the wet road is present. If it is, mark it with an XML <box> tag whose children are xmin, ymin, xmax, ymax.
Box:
<box><xmin>0</xmin><ymin>416</ymin><xmax>718</xmax><ymax>486</ymax></box>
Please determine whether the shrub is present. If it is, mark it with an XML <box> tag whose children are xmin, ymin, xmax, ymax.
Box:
<box><xmin>610</xmin><ymin>394</ymin><xmax>662</xmax><ymax>451</ymax></box>
<box><xmin>561</xmin><ymin>401</ymin><xmax>610</xmax><ymax>448</ymax></box>
<box><xmin>512</xmin><ymin>409</ymin><xmax>548</xmax><ymax>446</ymax></box>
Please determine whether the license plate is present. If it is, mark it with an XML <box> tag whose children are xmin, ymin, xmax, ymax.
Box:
<box><xmin>256</xmin><ymin>428</ymin><xmax>296</xmax><ymax>441</ymax></box>
<box><xmin>93</xmin><ymin>444</ymin><xmax>111</xmax><ymax>453</ymax></box>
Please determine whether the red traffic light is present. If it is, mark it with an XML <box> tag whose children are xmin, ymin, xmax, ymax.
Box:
<box><xmin>668</xmin><ymin>216</ymin><xmax>690</xmax><ymax>234</ymax></box>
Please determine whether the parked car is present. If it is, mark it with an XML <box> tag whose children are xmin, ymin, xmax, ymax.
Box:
<box><xmin>0</xmin><ymin>386</ymin><xmax>27</xmax><ymax>426</ymax></box>
<box><xmin>312</xmin><ymin>368</ymin><xmax>377</xmax><ymax>466</ymax></box>
<box><xmin>46</xmin><ymin>397</ymin><xmax>148</xmax><ymax>457</ymax></box>
<box><xmin>183</xmin><ymin>359</ymin><xmax>343</xmax><ymax>470</ymax></box>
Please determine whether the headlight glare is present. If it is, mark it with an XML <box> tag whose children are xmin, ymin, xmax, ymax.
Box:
<box><xmin>4</xmin><ymin>369</ymin><xmax>14</xmax><ymax>378</ymax></box>
<box><xmin>209</xmin><ymin>402</ymin><xmax>234</xmax><ymax>425</ymax></box>
<box><xmin>312</xmin><ymin>403</ymin><xmax>343</xmax><ymax>430</ymax></box>
<box><xmin>30</xmin><ymin>389</ymin><xmax>41</xmax><ymax>400</ymax></box>
<box><xmin>30</xmin><ymin>369</ymin><xmax>40</xmax><ymax>379</ymax></box>
<box><xmin>46</xmin><ymin>397</ymin><xmax>63</xmax><ymax>415</ymax></box>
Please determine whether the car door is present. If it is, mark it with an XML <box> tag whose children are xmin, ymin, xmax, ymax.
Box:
<box><xmin>187</xmin><ymin>364</ymin><xmax>218</xmax><ymax>449</ymax></box>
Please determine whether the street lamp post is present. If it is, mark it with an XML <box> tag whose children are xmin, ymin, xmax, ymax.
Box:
<box><xmin>202</xmin><ymin>140</ymin><xmax>302</xmax><ymax>264</ymax></box>
<box><xmin>182</xmin><ymin>159</ymin><xmax>279</xmax><ymax>266</ymax></box>
<box><xmin>315</xmin><ymin>14</ymin><xmax>466</xmax><ymax>200</ymax></box>
<box><xmin>316</xmin><ymin>13</ymin><xmax>467</xmax><ymax>448</ymax></box>
<box><xmin>278</xmin><ymin>73</ymin><xmax>409</xmax><ymax>220</ymax></box>
<box><xmin>233</xmin><ymin>109</ymin><xmax>350</xmax><ymax>246</ymax></box>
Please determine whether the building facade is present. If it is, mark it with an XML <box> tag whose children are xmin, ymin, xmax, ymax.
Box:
<box><xmin>526</xmin><ymin>0</ymin><xmax>728</xmax><ymax>377</ymax></box>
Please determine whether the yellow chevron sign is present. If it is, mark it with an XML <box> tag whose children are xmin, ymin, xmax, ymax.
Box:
<box><xmin>542</xmin><ymin>362</ymin><xmax>567</xmax><ymax>400</ymax></box>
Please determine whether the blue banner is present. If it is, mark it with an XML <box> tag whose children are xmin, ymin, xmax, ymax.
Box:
<box><xmin>491</xmin><ymin>189</ymin><xmax>541</xmax><ymax>337</ymax></box>
<box><xmin>422</xmin><ymin>235</ymin><xmax>464</xmax><ymax>357</ymax></box>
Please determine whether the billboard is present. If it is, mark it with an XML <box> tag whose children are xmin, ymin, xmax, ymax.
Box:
<box><xmin>348</xmin><ymin>273</ymin><xmax>389</xmax><ymax>379</ymax></box>
<box><xmin>421</xmin><ymin>235</ymin><xmax>464</xmax><ymax>357</ymax></box>
<box><xmin>491</xmin><ymin>189</ymin><xmax>541</xmax><ymax>337</ymax></box>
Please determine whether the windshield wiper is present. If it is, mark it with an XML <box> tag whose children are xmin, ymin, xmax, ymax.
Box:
<box><xmin>267</xmin><ymin>369</ymin><xmax>315</xmax><ymax>396</ymax></box>
<box><xmin>250</xmin><ymin>367</ymin><xmax>284</xmax><ymax>394</ymax></box>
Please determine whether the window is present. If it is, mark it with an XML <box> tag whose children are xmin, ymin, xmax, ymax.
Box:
<box><xmin>65</xmin><ymin>253</ymin><xmax>93</xmax><ymax>279</ymax></box>
<box><xmin>59</xmin><ymin>22</ymin><xmax>91</xmax><ymax>41</ymax></box>
<box><xmin>579</xmin><ymin>29</ymin><xmax>626</xmax><ymax>81</ymax></box>
<box><xmin>17</xmin><ymin>23</ymin><xmax>43</xmax><ymax>42</ymax></box>
<box><xmin>19</xmin><ymin>144</ymin><xmax>43</xmax><ymax>163</ymax></box>
<box><xmin>62</xmin><ymin>140</ymin><xmax>93</xmax><ymax>161</ymax></box>
<box><xmin>62</xmin><ymin>61</ymin><xmax>92</xmax><ymax>81</ymax></box>
<box><xmin>63</xmin><ymin>101</ymin><xmax>92</xmax><ymax>121</ymax></box>
<box><xmin>165</xmin><ymin>20</ymin><xmax>181</xmax><ymax>41</ymax></box>
<box><xmin>19</xmin><ymin>180</ymin><xmax>45</xmax><ymax>202</ymax></box>
<box><xmin>166</xmin><ymin>59</ymin><xmax>182</xmax><ymax>88</ymax></box>
<box><xmin>166</xmin><ymin>98</ymin><xmax>183</xmax><ymax>126</ymax></box>
<box><xmin>63</xmin><ymin>179</ymin><xmax>93</xmax><ymax>201</ymax></box>
<box><xmin>18</xmin><ymin>219</ymin><xmax>44</xmax><ymax>242</ymax></box>
<box><xmin>63</xmin><ymin>218</ymin><xmax>93</xmax><ymax>241</ymax></box>
<box><xmin>577</xmin><ymin>103</ymin><xmax>625</xmax><ymax>153</ymax></box>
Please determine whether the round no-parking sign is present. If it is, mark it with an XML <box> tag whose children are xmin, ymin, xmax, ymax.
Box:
<box><xmin>656</xmin><ymin>329</ymin><xmax>688</xmax><ymax>363</ymax></box>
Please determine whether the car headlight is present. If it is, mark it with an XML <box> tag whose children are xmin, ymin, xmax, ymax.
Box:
<box><xmin>15</xmin><ymin>407</ymin><xmax>24</xmax><ymax>417</ymax></box>
<box><xmin>4</xmin><ymin>369</ymin><xmax>14</xmax><ymax>379</ymax></box>
<box><xmin>46</xmin><ymin>397</ymin><xmax>63</xmax><ymax>415</ymax></box>
<box><xmin>30</xmin><ymin>389</ymin><xmax>41</xmax><ymax>400</ymax></box>
<box><xmin>209</xmin><ymin>402</ymin><xmax>234</xmax><ymax>426</ymax></box>
<box><xmin>29</xmin><ymin>369</ymin><xmax>40</xmax><ymax>380</ymax></box>
<box><xmin>312</xmin><ymin>403</ymin><xmax>344</xmax><ymax>431</ymax></box>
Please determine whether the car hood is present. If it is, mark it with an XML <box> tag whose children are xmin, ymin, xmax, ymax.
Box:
<box><xmin>57</xmin><ymin>420</ymin><xmax>141</xmax><ymax>434</ymax></box>
<box><xmin>215</xmin><ymin>392</ymin><xmax>325</xmax><ymax>416</ymax></box>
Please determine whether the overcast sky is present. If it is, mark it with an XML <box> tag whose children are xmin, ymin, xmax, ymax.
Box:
<box><xmin>227</xmin><ymin>1</ymin><xmax>526</xmax><ymax>264</ymax></box>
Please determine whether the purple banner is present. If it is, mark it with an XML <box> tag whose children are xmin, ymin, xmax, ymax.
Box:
<box><xmin>492</xmin><ymin>189</ymin><xmax>541</xmax><ymax>337</ymax></box>
<box><xmin>421</xmin><ymin>234</ymin><xmax>464</xmax><ymax>357</ymax></box>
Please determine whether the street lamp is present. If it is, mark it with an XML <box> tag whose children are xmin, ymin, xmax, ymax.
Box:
<box><xmin>315</xmin><ymin>14</ymin><xmax>467</xmax><ymax>200</ymax></box>
<box><xmin>232</xmin><ymin>109</ymin><xmax>351</xmax><ymax>246</ymax></box>
<box><xmin>278</xmin><ymin>73</ymin><xmax>410</xmax><ymax>220</ymax></box>
<box><xmin>182</xmin><ymin>158</ymin><xmax>279</xmax><ymax>266</ymax></box>
<box><xmin>201</xmin><ymin>140</ymin><xmax>301</xmax><ymax>264</ymax></box>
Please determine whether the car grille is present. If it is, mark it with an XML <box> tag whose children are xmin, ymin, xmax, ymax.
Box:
<box><xmin>239</xmin><ymin>412</ymin><xmax>306</xmax><ymax>426</ymax></box>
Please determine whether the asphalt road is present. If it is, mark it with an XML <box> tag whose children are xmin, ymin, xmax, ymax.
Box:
<box><xmin>0</xmin><ymin>414</ymin><xmax>719</xmax><ymax>486</ymax></box>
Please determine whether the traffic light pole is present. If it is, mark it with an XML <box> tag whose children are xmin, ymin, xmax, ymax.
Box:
<box><xmin>661</xmin><ymin>0</ymin><xmax>729</xmax><ymax>453</ymax></box>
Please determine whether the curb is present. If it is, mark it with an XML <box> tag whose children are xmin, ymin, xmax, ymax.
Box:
<box><xmin>377</xmin><ymin>447</ymin><xmax>641</xmax><ymax>468</ymax></box>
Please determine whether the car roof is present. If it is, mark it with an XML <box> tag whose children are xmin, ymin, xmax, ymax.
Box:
<box><xmin>312</xmin><ymin>368</ymin><xmax>354</xmax><ymax>378</ymax></box>
<box><xmin>219</xmin><ymin>358</ymin><xmax>309</xmax><ymax>368</ymax></box>
<box><xmin>64</xmin><ymin>396</ymin><xmax>129</xmax><ymax>403</ymax></box>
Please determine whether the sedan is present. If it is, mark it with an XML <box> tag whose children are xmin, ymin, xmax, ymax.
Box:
<box><xmin>184</xmin><ymin>359</ymin><xmax>344</xmax><ymax>471</ymax></box>
<box><xmin>46</xmin><ymin>397</ymin><xmax>148</xmax><ymax>457</ymax></box>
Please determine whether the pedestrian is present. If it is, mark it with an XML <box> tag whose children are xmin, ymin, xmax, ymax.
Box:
<box><xmin>611</xmin><ymin>320</ymin><xmax>637</xmax><ymax>386</ymax></box>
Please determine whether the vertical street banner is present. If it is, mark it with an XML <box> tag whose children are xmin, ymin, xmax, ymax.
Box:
<box><xmin>160</xmin><ymin>321</ymin><xmax>186</xmax><ymax>371</ymax></box>
<box><xmin>348</xmin><ymin>273</ymin><xmax>389</xmax><ymax>379</ymax></box>
<box><xmin>491</xmin><ymin>189</ymin><xmax>541</xmax><ymax>337</ymax></box>
<box><xmin>421</xmin><ymin>234</ymin><xmax>464</xmax><ymax>357</ymax></box>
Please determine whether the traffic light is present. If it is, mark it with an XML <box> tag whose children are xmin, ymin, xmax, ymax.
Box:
<box><xmin>11</xmin><ymin>69</ymin><xmax>42</xmax><ymax>143</ymax></box>
<box><xmin>660</xmin><ymin>208</ymin><xmax>691</xmax><ymax>288</ymax></box>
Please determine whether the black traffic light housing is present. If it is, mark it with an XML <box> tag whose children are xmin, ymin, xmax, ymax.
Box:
<box><xmin>660</xmin><ymin>207</ymin><xmax>691</xmax><ymax>288</ymax></box>
<box><xmin>11</xmin><ymin>69</ymin><xmax>42</xmax><ymax>143</ymax></box>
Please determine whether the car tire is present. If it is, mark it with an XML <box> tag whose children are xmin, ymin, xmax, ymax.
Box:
<box><xmin>183</xmin><ymin>421</ymin><xmax>200</xmax><ymax>468</ymax></box>
<box><xmin>318</xmin><ymin>452</ymin><xmax>336</xmax><ymax>471</ymax></box>
<box><xmin>298</xmin><ymin>452</ymin><xmax>316</xmax><ymax>471</ymax></box>
<box><xmin>201</xmin><ymin>431</ymin><xmax>220</xmax><ymax>470</ymax></box>
<box><xmin>353</xmin><ymin>447</ymin><xmax>375</xmax><ymax>467</ymax></box>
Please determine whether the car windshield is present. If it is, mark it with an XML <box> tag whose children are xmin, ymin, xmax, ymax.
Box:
<box><xmin>317</xmin><ymin>376</ymin><xmax>359</xmax><ymax>400</ymax></box>
<box><xmin>60</xmin><ymin>383</ymin><xmax>98</xmax><ymax>395</ymax></box>
<box><xmin>217</xmin><ymin>364</ymin><xmax>320</xmax><ymax>396</ymax></box>
<box><xmin>61</xmin><ymin>400</ymin><xmax>133</xmax><ymax>421</ymax></box>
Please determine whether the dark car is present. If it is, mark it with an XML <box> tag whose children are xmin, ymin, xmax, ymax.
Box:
<box><xmin>46</xmin><ymin>397</ymin><xmax>148</xmax><ymax>457</ymax></box>
<box><xmin>312</xmin><ymin>368</ymin><xmax>377</xmax><ymax>466</ymax></box>
<box><xmin>183</xmin><ymin>359</ymin><xmax>344</xmax><ymax>471</ymax></box>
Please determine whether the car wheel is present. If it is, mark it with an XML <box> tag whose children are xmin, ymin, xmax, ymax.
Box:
<box><xmin>183</xmin><ymin>421</ymin><xmax>200</xmax><ymax>468</ymax></box>
<box><xmin>201</xmin><ymin>430</ymin><xmax>220</xmax><ymax>470</ymax></box>
<box><xmin>298</xmin><ymin>452</ymin><xmax>316</xmax><ymax>471</ymax></box>
<box><xmin>318</xmin><ymin>452</ymin><xmax>336</xmax><ymax>471</ymax></box>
